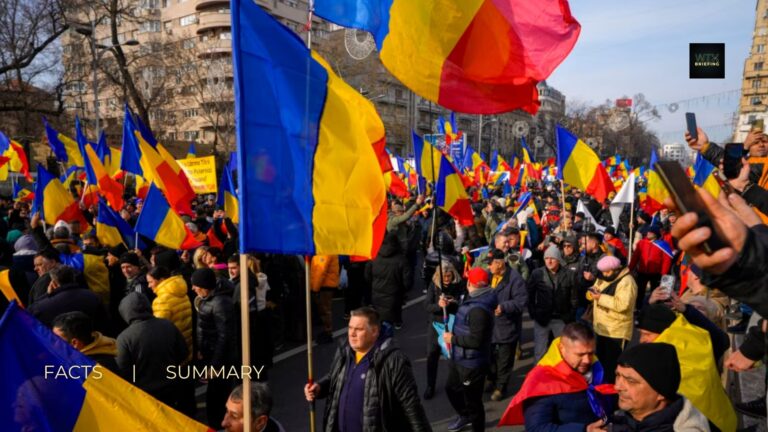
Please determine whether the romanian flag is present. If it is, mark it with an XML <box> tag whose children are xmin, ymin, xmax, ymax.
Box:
<box><xmin>462</xmin><ymin>146</ymin><xmax>489</xmax><ymax>184</ymax></box>
<box><xmin>414</xmin><ymin>133</ymin><xmax>473</xmax><ymax>226</ymax></box>
<box><xmin>186</xmin><ymin>142</ymin><xmax>197</xmax><ymax>158</ymax></box>
<box><xmin>0</xmin><ymin>302</ymin><xmax>213</xmax><ymax>431</ymax></box>
<box><xmin>59</xmin><ymin>252</ymin><xmax>110</xmax><ymax>306</ymax></box>
<box><xmin>490</xmin><ymin>150</ymin><xmax>513</xmax><ymax>173</ymax></box>
<box><xmin>96</xmin><ymin>199</ymin><xmax>142</xmax><ymax>250</ymax></box>
<box><xmin>134</xmin><ymin>184</ymin><xmax>201</xmax><ymax>250</ymax></box>
<box><xmin>217</xmin><ymin>165</ymin><xmax>239</xmax><ymax>224</ymax></box>
<box><xmin>499</xmin><ymin>337</ymin><xmax>615</xmax><ymax>426</ymax></box>
<box><xmin>643</xmin><ymin>150</ymin><xmax>668</xmax><ymax>215</ymax></box>
<box><xmin>555</xmin><ymin>125</ymin><xmax>615</xmax><ymax>203</ymax></box>
<box><xmin>43</xmin><ymin>118</ymin><xmax>84</xmax><ymax>167</ymax></box>
<box><xmin>76</xmin><ymin>118</ymin><xmax>124</xmax><ymax>210</ymax></box>
<box><xmin>95</xmin><ymin>132</ymin><xmax>122</xmax><ymax>177</ymax></box>
<box><xmin>314</xmin><ymin>0</ymin><xmax>581</xmax><ymax>115</ymax></box>
<box><xmin>692</xmin><ymin>154</ymin><xmax>721</xmax><ymax>198</ymax></box>
<box><xmin>32</xmin><ymin>164</ymin><xmax>88</xmax><ymax>229</ymax></box>
<box><xmin>12</xmin><ymin>183</ymin><xmax>34</xmax><ymax>202</ymax></box>
<box><xmin>121</xmin><ymin>107</ymin><xmax>193</xmax><ymax>215</ymax></box>
<box><xmin>232</xmin><ymin>0</ymin><xmax>387</xmax><ymax>258</ymax></box>
<box><xmin>0</xmin><ymin>131</ymin><xmax>31</xmax><ymax>181</ymax></box>
<box><xmin>384</xmin><ymin>171</ymin><xmax>409</xmax><ymax>198</ymax></box>
<box><xmin>655</xmin><ymin>315</ymin><xmax>737</xmax><ymax>431</ymax></box>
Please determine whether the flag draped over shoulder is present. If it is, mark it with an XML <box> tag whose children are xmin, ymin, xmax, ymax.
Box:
<box><xmin>499</xmin><ymin>337</ymin><xmax>615</xmax><ymax>426</ymax></box>
<box><xmin>655</xmin><ymin>315</ymin><xmax>737</xmax><ymax>432</ymax></box>
<box><xmin>413</xmin><ymin>133</ymin><xmax>473</xmax><ymax>226</ymax></box>
<box><xmin>556</xmin><ymin>125</ymin><xmax>615</xmax><ymax>203</ymax></box>
<box><xmin>0</xmin><ymin>302</ymin><xmax>213</xmax><ymax>431</ymax></box>
<box><xmin>314</xmin><ymin>0</ymin><xmax>581</xmax><ymax>114</ymax></box>
<box><xmin>231</xmin><ymin>0</ymin><xmax>387</xmax><ymax>258</ymax></box>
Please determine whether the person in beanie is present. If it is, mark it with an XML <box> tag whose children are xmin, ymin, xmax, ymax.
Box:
<box><xmin>484</xmin><ymin>248</ymin><xmax>527</xmax><ymax>401</ymax></box>
<box><xmin>588</xmin><ymin>255</ymin><xmax>637</xmax><ymax>383</ymax></box>
<box><xmin>120</xmin><ymin>252</ymin><xmax>153</xmax><ymax>303</ymax></box>
<box><xmin>527</xmin><ymin>245</ymin><xmax>580</xmax><ymax>361</ymax></box>
<box><xmin>443</xmin><ymin>267</ymin><xmax>497</xmax><ymax>432</ymax></box>
<box><xmin>609</xmin><ymin>343</ymin><xmax>709</xmax><ymax>431</ymax></box>
<box><xmin>192</xmin><ymin>268</ymin><xmax>236</xmax><ymax>428</ymax></box>
<box><xmin>603</xmin><ymin>227</ymin><xmax>627</xmax><ymax>262</ymax></box>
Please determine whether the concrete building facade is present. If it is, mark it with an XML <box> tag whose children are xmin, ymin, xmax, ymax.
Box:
<box><xmin>735</xmin><ymin>0</ymin><xmax>768</xmax><ymax>142</ymax></box>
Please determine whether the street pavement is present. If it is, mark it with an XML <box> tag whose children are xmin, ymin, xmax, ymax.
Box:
<box><xmin>267</xmin><ymin>293</ymin><xmax>534</xmax><ymax>431</ymax></box>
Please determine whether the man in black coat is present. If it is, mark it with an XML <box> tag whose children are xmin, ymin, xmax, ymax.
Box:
<box><xmin>28</xmin><ymin>265</ymin><xmax>109</xmax><ymax>333</ymax></box>
<box><xmin>528</xmin><ymin>245</ymin><xmax>580</xmax><ymax>362</ymax></box>
<box><xmin>192</xmin><ymin>268</ymin><xmax>236</xmax><ymax>428</ymax></box>
<box><xmin>27</xmin><ymin>248</ymin><xmax>60</xmax><ymax>305</ymax></box>
<box><xmin>304</xmin><ymin>306</ymin><xmax>431</xmax><ymax>432</ymax></box>
<box><xmin>116</xmin><ymin>292</ymin><xmax>188</xmax><ymax>411</ymax></box>
<box><xmin>485</xmin><ymin>248</ymin><xmax>527</xmax><ymax>401</ymax></box>
<box><xmin>366</xmin><ymin>233</ymin><xmax>412</xmax><ymax>328</ymax></box>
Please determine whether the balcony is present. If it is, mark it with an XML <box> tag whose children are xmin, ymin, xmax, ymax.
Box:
<box><xmin>197</xmin><ymin>39</ymin><xmax>232</xmax><ymax>58</ymax></box>
<box><xmin>197</xmin><ymin>12</ymin><xmax>231</xmax><ymax>34</ymax></box>
<box><xmin>196</xmin><ymin>0</ymin><xmax>229</xmax><ymax>11</ymax></box>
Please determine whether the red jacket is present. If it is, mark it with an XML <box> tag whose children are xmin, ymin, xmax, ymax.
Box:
<box><xmin>629</xmin><ymin>239</ymin><xmax>672</xmax><ymax>275</ymax></box>
<box><xmin>605</xmin><ymin>237</ymin><xmax>627</xmax><ymax>260</ymax></box>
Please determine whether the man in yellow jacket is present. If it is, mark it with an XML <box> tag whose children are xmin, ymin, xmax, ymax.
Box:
<box><xmin>310</xmin><ymin>255</ymin><xmax>340</xmax><ymax>344</ymax></box>
<box><xmin>587</xmin><ymin>255</ymin><xmax>637</xmax><ymax>384</ymax></box>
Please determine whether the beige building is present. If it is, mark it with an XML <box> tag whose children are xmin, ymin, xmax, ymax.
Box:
<box><xmin>62</xmin><ymin>0</ymin><xmax>327</xmax><ymax>157</ymax></box>
<box><xmin>735</xmin><ymin>0</ymin><xmax>768</xmax><ymax>142</ymax></box>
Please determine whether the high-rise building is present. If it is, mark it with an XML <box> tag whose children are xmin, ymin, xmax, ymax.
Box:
<box><xmin>662</xmin><ymin>142</ymin><xmax>692</xmax><ymax>165</ymax></box>
<box><xmin>735</xmin><ymin>0</ymin><xmax>768</xmax><ymax>142</ymax></box>
<box><xmin>61</xmin><ymin>0</ymin><xmax>328</xmax><ymax>157</ymax></box>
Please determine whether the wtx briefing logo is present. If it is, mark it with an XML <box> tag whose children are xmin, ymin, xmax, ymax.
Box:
<box><xmin>690</xmin><ymin>43</ymin><xmax>725</xmax><ymax>79</ymax></box>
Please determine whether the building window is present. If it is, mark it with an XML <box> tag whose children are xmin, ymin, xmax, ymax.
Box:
<box><xmin>754</xmin><ymin>79</ymin><xmax>762</xmax><ymax>89</ymax></box>
<box><xmin>219</xmin><ymin>31</ymin><xmax>231</xmax><ymax>40</ymax></box>
<box><xmin>752</xmin><ymin>96</ymin><xmax>762</xmax><ymax>105</ymax></box>
<box><xmin>180</xmin><ymin>14</ymin><xmax>197</xmax><ymax>26</ymax></box>
<box><xmin>749</xmin><ymin>115</ymin><xmax>757</xmax><ymax>124</ymax></box>
<box><xmin>756</xmin><ymin>62</ymin><xmax>764</xmax><ymax>71</ymax></box>
<box><xmin>757</xmin><ymin>44</ymin><xmax>765</xmax><ymax>54</ymax></box>
<box><xmin>183</xmin><ymin>108</ymin><xmax>199</xmax><ymax>118</ymax></box>
<box><xmin>395</xmin><ymin>89</ymin><xmax>404</xmax><ymax>99</ymax></box>
<box><xmin>184</xmin><ymin>131</ymin><xmax>199</xmax><ymax>140</ymax></box>
<box><xmin>182</xmin><ymin>39</ymin><xmax>195</xmax><ymax>49</ymax></box>
<box><xmin>140</xmin><ymin>20</ymin><xmax>161</xmax><ymax>33</ymax></box>
<box><xmin>218</xmin><ymin>7</ymin><xmax>230</xmax><ymax>13</ymax></box>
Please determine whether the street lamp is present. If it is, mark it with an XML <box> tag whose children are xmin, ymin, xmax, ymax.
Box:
<box><xmin>477</xmin><ymin>115</ymin><xmax>498</xmax><ymax>158</ymax></box>
<box><xmin>73</xmin><ymin>22</ymin><xmax>139</xmax><ymax>135</ymax></box>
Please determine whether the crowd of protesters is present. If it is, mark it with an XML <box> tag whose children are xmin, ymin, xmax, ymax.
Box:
<box><xmin>4</xmin><ymin>124</ymin><xmax>768</xmax><ymax>431</ymax></box>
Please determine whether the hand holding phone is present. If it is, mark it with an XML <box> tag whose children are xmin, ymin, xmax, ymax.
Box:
<box><xmin>723</xmin><ymin>143</ymin><xmax>746</xmax><ymax>180</ymax></box>
<box><xmin>654</xmin><ymin>161</ymin><xmax>727</xmax><ymax>254</ymax></box>
<box><xmin>660</xmin><ymin>275</ymin><xmax>675</xmax><ymax>298</ymax></box>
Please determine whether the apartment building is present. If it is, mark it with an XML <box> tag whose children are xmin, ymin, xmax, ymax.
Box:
<box><xmin>735</xmin><ymin>0</ymin><xmax>768</xmax><ymax>142</ymax></box>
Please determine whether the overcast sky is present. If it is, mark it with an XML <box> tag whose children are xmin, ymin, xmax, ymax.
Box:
<box><xmin>547</xmin><ymin>0</ymin><xmax>756</xmax><ymax>145</ymax></box>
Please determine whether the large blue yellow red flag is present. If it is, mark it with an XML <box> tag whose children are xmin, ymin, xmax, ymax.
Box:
<box><xmin>499</xmin><ymin>337</ymin><xmax>615</xmax><ymax>426</ymax></box>
<box><xmin>0</xmin><ymin>130</ymin><xmax>31</xmax><ymax>181</ymax></box>
<box><xmin>12</xmin><ymin>182</ymin><xmax>34</xmax><ymax>202</ymax></box>
<box><xmin>0</xmin><ymin>302</ymin><xmax>213</xmax><ymax>431</ymax></box>
<box><xmin>95</xmin><ymin>131</ymin><xmax>122</xmax><ymax>177</ymax></box>
<box><xmin>135</xmin><ymin>184</ymin><xmax>200</xmax><ymax>250</ymax></box>
<box><xmin>76</xmin><ymin>117</ymin><xmax>124</xmax><ymax>210</ymax></box>
<box><xmin>232</xmin><ymin>0</ymin><xmax>387</xmax><ymax>257</ymax></box>
<box><xmin>314</xmin><ymin>0</ymin><xmax>581</xmax><ymax>114</ymax></box>
<box><xmin>555</xmin><ymin>125</ymin><xmax>615</xmax><ymax>203</ymax></box>
<box><xmin>43</xmin><ymin>118</ymin><xmax>84</xmax><ymax>167</ymax></box>
<box><xmin>692</xmin><ymin>153</ymin><xmax>721</xmax><ymax>198</ymax></box>
<box><xmin>32</xmin><ymin>164</ymin><xmax>89</xmax><ymax>229</ymax></box>
<box><xmin>643</xmin><ymin>149</ymin><xmax>668</xmax><ymax>214</ymax></box>
<box><xmin>96</xmin><ymin>198</ymin><xmax>143</xmax><ymax>250</ymax></box>
<box><xmin>120</xmin><ymin>106</ymin><xmax>143</xmax><ymax>176</ymax></box>
<box><xmin>413</xmin><ymin>133</ymin><xmax>474</xmax><ymax>226</ymax></box>
<box><xmin>217</xmin><ymin>165</ymin><xmax>239</xmax><ymax>224</ymax></box>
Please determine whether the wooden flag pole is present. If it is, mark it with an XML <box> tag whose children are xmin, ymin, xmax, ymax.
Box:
<box><xmin>240</xmin><ymin>253</ymin><xmax>252</xmax><ymax>432</ymax></box>
<box><xmin>628</xmin><ymin>197</ymin><xmax>635</xmax><ymax>264</ymax></box>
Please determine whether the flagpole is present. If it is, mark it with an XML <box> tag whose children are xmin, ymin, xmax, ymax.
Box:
<box><xmin>628</xmin><ymin>195</ymin><xmax>635</xmax><ymax>264</ymax></box>
<box><xmin>239</xmin><ymin>253</ymin><xmax>252</xmax><ymax>432</ymax></box>
<box><xmin>304</xmin><ymin>4</ymin><xmax>317</xmax><ymax>430</ymax></box>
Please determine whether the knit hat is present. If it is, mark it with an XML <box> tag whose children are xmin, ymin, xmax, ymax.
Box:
<box><xmin>543</xmin><ymin>245</ymin><xmax>564</xmax><ymax>264</ymax></box>
<box><xmin>563</xmin><ymin>235</ymin><xmax>578</xmax><ymax>246</ymax></box>
<box><xmin>14</xmin><ymin>234</ymin><xmax>38</xmax><ymax>253</ymax></box>
<box><xmin>637</xmin><ymin>304</ymin><xmax>677</xmax><ymax>334</ymax></box>
<box><xmin>618</xmin><ymin>343</ymin><xmax>681</xmax><ymax>400</ymax></box>
<box><xmin>119</xmin><ymin>252</ymin><xmax>141</xmax><ymax>267</ymax></box>
<box><xmin>484</xmin><ymin>248</ymin><xmax>506</xmax><ymax>263</ymax></box>
<box><xmin>467</xmin><ymin>268</ymin><xmax>489</xmax><ymax>287</ymax></box>
<box><xmin>596</xmin><ymin>255</ymin><xmax>621</xmax><ymax>272</ymax></box>
<box><xmin>107</xmin><ymin>244</ymin><xmax>128</xmax><ymax>259</ymax></box>
<box><xmin>53</xmin><ymin>220</ymin><xmax>71</xmax><ymax>234</ymax></box>
<box><xmin>191</xmin><ymin>268</ymin><xmax>217</xmax><ymax>290</ymax></box>
<box><xmin>154</xmin><ymin>250</ymin><xmax>181</xmax><ymax>270</ymax></box>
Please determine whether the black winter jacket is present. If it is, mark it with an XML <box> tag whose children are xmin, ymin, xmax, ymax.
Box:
<box><xmin>318</xmin><ymin>325</ymin><xmax>431</xmax><ymax>432</ymax></box>
<box><xmin>527</xmin><ymin>266</ymin><xmax>580</xmax><ymax>326</ymax></box>
<box><xmin>491</xmin><ymin>269</ymin><xmax>528</xmax><ymax>344</ymax></box>
<box><xmin>366</xmin><ymin>236</ymin><xmax>412</xmax><ymax>323</ymax></box>
<box><xmin>28</xmin><ymin>282</ymin><xmax>109</xmax><ymax>332</ymax></box>
<box><xmin>196</xmin><ymin>278</ymin><xmax>236</xmax><ymax>368</ymax></box>
<box><xmin>424</xmin><ymin>280</ymin><xmax>465</xmax><ymax>323</ymax></box>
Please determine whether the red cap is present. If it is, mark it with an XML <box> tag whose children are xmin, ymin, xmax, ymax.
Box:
<box><xmin>467</xmin><ymin>268</ymin><xmax>489</xmax><ymax>287</ymax></box>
